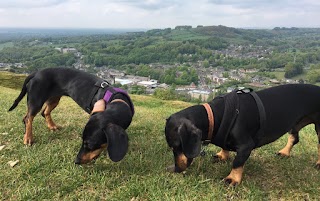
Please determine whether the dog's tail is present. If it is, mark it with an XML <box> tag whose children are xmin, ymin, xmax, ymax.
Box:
<box><xmin>8</xmin><ymin>72</ymin><xmax>36</xmax><ymax>111</ymax></box>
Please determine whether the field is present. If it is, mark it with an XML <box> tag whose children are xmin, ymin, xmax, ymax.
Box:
<box><xmin>0</xmin><ymin>42</ymin><xmax>14</xmax><ymax>50</ymax></box>
<box><xmin>0</xmin><ymin>73</ymin><xmax>319</xmax><ymax>200</ymax></box>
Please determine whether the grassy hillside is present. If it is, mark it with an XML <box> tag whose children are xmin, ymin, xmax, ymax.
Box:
<box><xmin>0</xmin><ymin>76</ymin><xmax>319</xmax><ymax>200</ymax></box>
<box><xmin>0</xmin><ymin>71</ymin><xmax>27</xmax><ymax>90</ymax></box>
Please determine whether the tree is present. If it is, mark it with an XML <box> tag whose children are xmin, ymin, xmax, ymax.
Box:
<box><xmin>153</xmin><ymin>88</ymin><xmax>176</xmax><ymax>100</ymax></box>
<box><xmin>284</xmin><ymin>62</ymin><xmax>303</xmax><ymax>78</ymax></box>
<box><xmin>307</xmin><ymin>70</ymin><xmax>320</xmax><ymax>84</ymax></box>
<box><xmin>203</xmin><ymin>59</ymin><xmax>210</xmax><ymax>68</ymax></box>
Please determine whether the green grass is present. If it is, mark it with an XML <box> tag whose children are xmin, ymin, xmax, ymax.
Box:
<box><xmin>1</xmin><ymin>78</ymin><xmax>320</xmax><ymax>200</ymax></box>
<box><xmin>0</xmin><ymin>71</ymin><xmax>27</xmax><ymax>90</ymax></box>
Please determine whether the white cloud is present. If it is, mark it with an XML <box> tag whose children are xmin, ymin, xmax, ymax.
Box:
<box><xmin>0</xmin><ymin>0</ymin><xmax>319</xmax><ymax>28</ymax></box>
<box><xmin>0</xmin><ymin>0</ymin><xmax>66</xmax><ymax>8</ymax></box>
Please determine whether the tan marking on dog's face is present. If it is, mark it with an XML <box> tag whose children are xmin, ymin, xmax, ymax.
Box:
<box><xmin>176</xmin><ymin>153</ymin><xmax>188</xmax><ymax>171</ymax></box>
<box><xmin>224</xmin><ymin>166</ymin><xmax>244</xmax><ymax>186</ymax></box>
<box><xmin>79</xmin><ymin>143</ymin><xmax>107</xmax><ymax>164</ymax></box>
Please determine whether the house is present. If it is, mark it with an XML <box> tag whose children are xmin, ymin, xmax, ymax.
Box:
<box><xmin>269</xmin><ymin>79</ymin><xmax>280</xmax><ymax>84</ymax></box>
<box><xmin>115</xmin><ymin>78</ymin><xmax>133</xmax><ymax>85</ymax></box>
<box><xmin>188</xmin><ymin>90</ymin><xmax>211</xmax><ymax>102</ymax></box>
<box><xmin>137</xmin><ymin>79</ymin><xmax>158</xmax><ymax>88</ymax></box>
<box><xmin>62</xmin><ymin>48</ymin><xmax>77</xmax><ymax>54</ymax></box>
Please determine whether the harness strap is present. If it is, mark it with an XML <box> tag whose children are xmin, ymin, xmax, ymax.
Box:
<box><xmin>86</xmin><ymin>80</ymin><xmax>134</xmax><ymax>116</ymax></box>
<box><xmin>249</xmin><ymin>91</ymin><xmax>266</xmax><ymax>137</ymax></box>
<box><xmin>103</xmin><ymin>87</ymin><xmax>135</xmax><ymax>115</ymax></box>
<box><xmin>202</xmin><ymin>103</ymin><xmax>214</xmax><ymax>141</ymax></box>
<box><xmin>202</xmin><ymin>88</ymin><xmax>266</xmax><ymax>149</ymax></box>
<box><xmin>86</xmin><ymin>80</ymin><xmax>111</xmax><ymax>113</ymax></box>
<box><xmin>103</xmin><ymin>87</ymin><xmax>127</xmax><ymax>103</ymax></box>
<box><xmin>213</xmin><ymin>90</ymin><xmax>240</xmax><ymax>149</ymax></box>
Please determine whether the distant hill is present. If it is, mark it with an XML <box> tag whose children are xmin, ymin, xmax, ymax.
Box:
<box><xmin>146</xmin><ymin>25</ymin><xmax>320</xmax><ymax>43</ymax></box>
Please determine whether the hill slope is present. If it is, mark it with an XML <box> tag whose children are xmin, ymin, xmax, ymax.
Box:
<box><xmin>0</xmin><ymin>84</ymin><xmax>319</xmax><ymax>200</ymax></box>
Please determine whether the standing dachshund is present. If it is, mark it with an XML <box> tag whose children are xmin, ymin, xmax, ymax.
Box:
<box><xmin>165</xmin><ymin>84</ymin><xmax>320</xmax><ymax>185</ymax></box>
<box><xmin>9</xmin><ymin>67</ymin><xmax>134</xmax><ymax>164</ymax></box>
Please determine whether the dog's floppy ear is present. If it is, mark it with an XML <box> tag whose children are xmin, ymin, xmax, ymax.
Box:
<box><xmin>104</xmin><ymin>123</ymin><xmax>128</xmax><ymax>162</ymax></box>
<box><xmin>179</xmin><ymin>121</ymin><xmax>202</xmax><ymax>158</ymax></box>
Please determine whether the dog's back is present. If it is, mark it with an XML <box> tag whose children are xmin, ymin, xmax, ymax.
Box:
<box><xmin>257</xmin><ymin>84</ymin><xmax>320</xmax><ymax>134</ymax></box>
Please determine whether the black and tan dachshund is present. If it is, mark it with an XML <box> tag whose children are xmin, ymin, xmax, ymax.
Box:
<box><xmin>165</xmin><ymin>84</ymin><xmax>320</xmax><ymax>185</ymax></box>
<box><xmin>8</xmin><ymin>67</ymin><xmax>134</xmax><ymax>164</ymax></box>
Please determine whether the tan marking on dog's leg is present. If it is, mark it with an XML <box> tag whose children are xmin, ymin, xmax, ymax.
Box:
<box><xmin>43</xmin><ymin>97</ymin><xmax>61</xmax><ymax>130</ymax></box>
<box><xmin>278</xmin><ymin>134</ymin><xmax>296</xmax><ymax>157</ymax></box>
<box><xmin>24</xmin><ymin>115</ymin><xmax>34</xmax><ymax>145</ymax></box>
<box><xmin>215</xmin><ymin>149</ymin><xmax>230</xmax><ymax>161</ymax></box>
<box><xmin>224</xmin><ymin>166</ymin><xmax>244</xmax><ymax>186</ymax></box>
<box><xmin>91</xmin><ymin>99</ymin><xmax>106</xmax><ymax>114</ymax></box>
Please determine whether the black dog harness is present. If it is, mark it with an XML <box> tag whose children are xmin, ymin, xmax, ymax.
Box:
<box><xmin>204</xmin><ymin>88</ymin><xmax>266</xmax><ymax>150</ymax></box>
<box><xmin>86</xmin><ymin>80</ymin><xmax>134</xmax><ymax>115</ymax></box>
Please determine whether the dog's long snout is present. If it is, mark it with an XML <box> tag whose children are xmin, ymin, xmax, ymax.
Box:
<box><xmin>74</xmin><ymin>156</ymin><xmax>81</xmax><ymax>165</ymax></box>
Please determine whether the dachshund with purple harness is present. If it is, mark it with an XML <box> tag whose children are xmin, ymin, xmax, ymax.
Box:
<box><xmin>9</xmin><ymin>67</ymin><xmax>134</xmax><ymax>164</ymax></box>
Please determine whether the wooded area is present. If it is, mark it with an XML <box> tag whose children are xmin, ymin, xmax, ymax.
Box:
<box><xmin>1</xmin><ymin>25</ymin><xmax>320</xmax><ymax>84</ymax></box>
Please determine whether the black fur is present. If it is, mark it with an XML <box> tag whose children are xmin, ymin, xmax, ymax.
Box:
<box><xmin>165</xmin><ymin>84</ymin><xmax>320</xmax><ymax>180</ymax></box>
<box><xmin>9</xmin><ymin>67</ymin><xmax>133</xmax><ymax>164</ymax></box>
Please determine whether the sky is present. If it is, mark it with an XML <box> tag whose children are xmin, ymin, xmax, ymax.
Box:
<box><xmin>0</xmin><ymin>0</ymin><xmax>320</xmax><ymax>29</ymax></box>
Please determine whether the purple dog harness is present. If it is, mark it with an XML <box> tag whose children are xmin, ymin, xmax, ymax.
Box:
<box><xmin>86</xmin><ymin>80</ymin><xmax>134</xmax><ymax>115</ymax></box>
<box><xmin>103</xmin><ymin>87</ymin><xmax>135</xmax><ymax>115</ymax></box>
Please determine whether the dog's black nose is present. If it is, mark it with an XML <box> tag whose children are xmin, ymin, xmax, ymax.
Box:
<box><xmin>74</xmin><ymin>157</ymin><xmax>81</xmax><ymax>165</ymax></box>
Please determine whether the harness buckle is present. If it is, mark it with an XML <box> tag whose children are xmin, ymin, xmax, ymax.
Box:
<box><xmin>100</xmin><ymin>81</ymin><xmax>109</xmax><ymax>88</ymax></box>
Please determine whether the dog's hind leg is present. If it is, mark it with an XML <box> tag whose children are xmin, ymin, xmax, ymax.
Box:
<box><xmin>23</xmin><ymin>84</ymin><xmax>49</xmax><ymax>145</ymax></box>
<box><xmin>23</xmin><ymin>111</ymin><xmax>35</xmax><ymax>146</ymax></box>
<box><xmin>278</xmin><ymin>117</ymin><xmax>312</xmax><ymax>157</ymax></box>
<box><xmin>41</xmin><ymin>96</ymin><xmax>61</xmax><ymax>131</ymax></box>
<box><xmin>23</xmin><ymin>101</ymin><xmax>44</xmax><ymax>145</ymax></box>
<box><xmin>277</xmin><ymin>134</ymin><xmax>298</xmax><ymax>157</ymax></box>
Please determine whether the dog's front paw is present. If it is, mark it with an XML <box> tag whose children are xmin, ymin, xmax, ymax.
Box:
<box><xmin>23</xmin><ymin>136</ymin><xmax>34</xmax><ymax>146</ymax></box>
<box><xmin>315</xmin><ymin>162</ymin><xmax>320</xmax><ymax>169</ymax></box>
<box><xmin>223</xmin><ymin>167</ymin><xmax>243</xmax><ymax>186</ymax></box>
<box><xmin>276</xmin><ymin>152</ymin><xmax>290</xmax><ymax>157</ymax></box>
<box><xmin>213</xmin><ymin>149</ymin><xmax>230</xmax><ymax>162</ymax></box>
<box><xmin>224</xmin><ymin>177</ymin><xmax>240</xmax><ymax>186</ymax></box>
<box><xmin>49</xmin><ymin>125</ymin><xmax>61</xmax><ymax>131</ymax></box>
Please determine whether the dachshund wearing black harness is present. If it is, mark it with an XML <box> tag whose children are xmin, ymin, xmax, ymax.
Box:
<box><xmin>9</xmin><ymin>67</ymin><xmax>134</xmax><ymax>164</ymax></box>
<box><xmin>165</xmin><ymin>84</ymin><xmax>320</xmax><ymax>185</ymax></box>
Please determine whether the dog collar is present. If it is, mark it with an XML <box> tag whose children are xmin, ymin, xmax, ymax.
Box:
<box><xmin>110</xmin><ymin>99</ymin><xmax>130</xmax><ymax>107</ymax></box>
<box><xmin>202</xmin><ymin>103</ymin><xmax>214</xmax><ymax>141</ymax></box>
